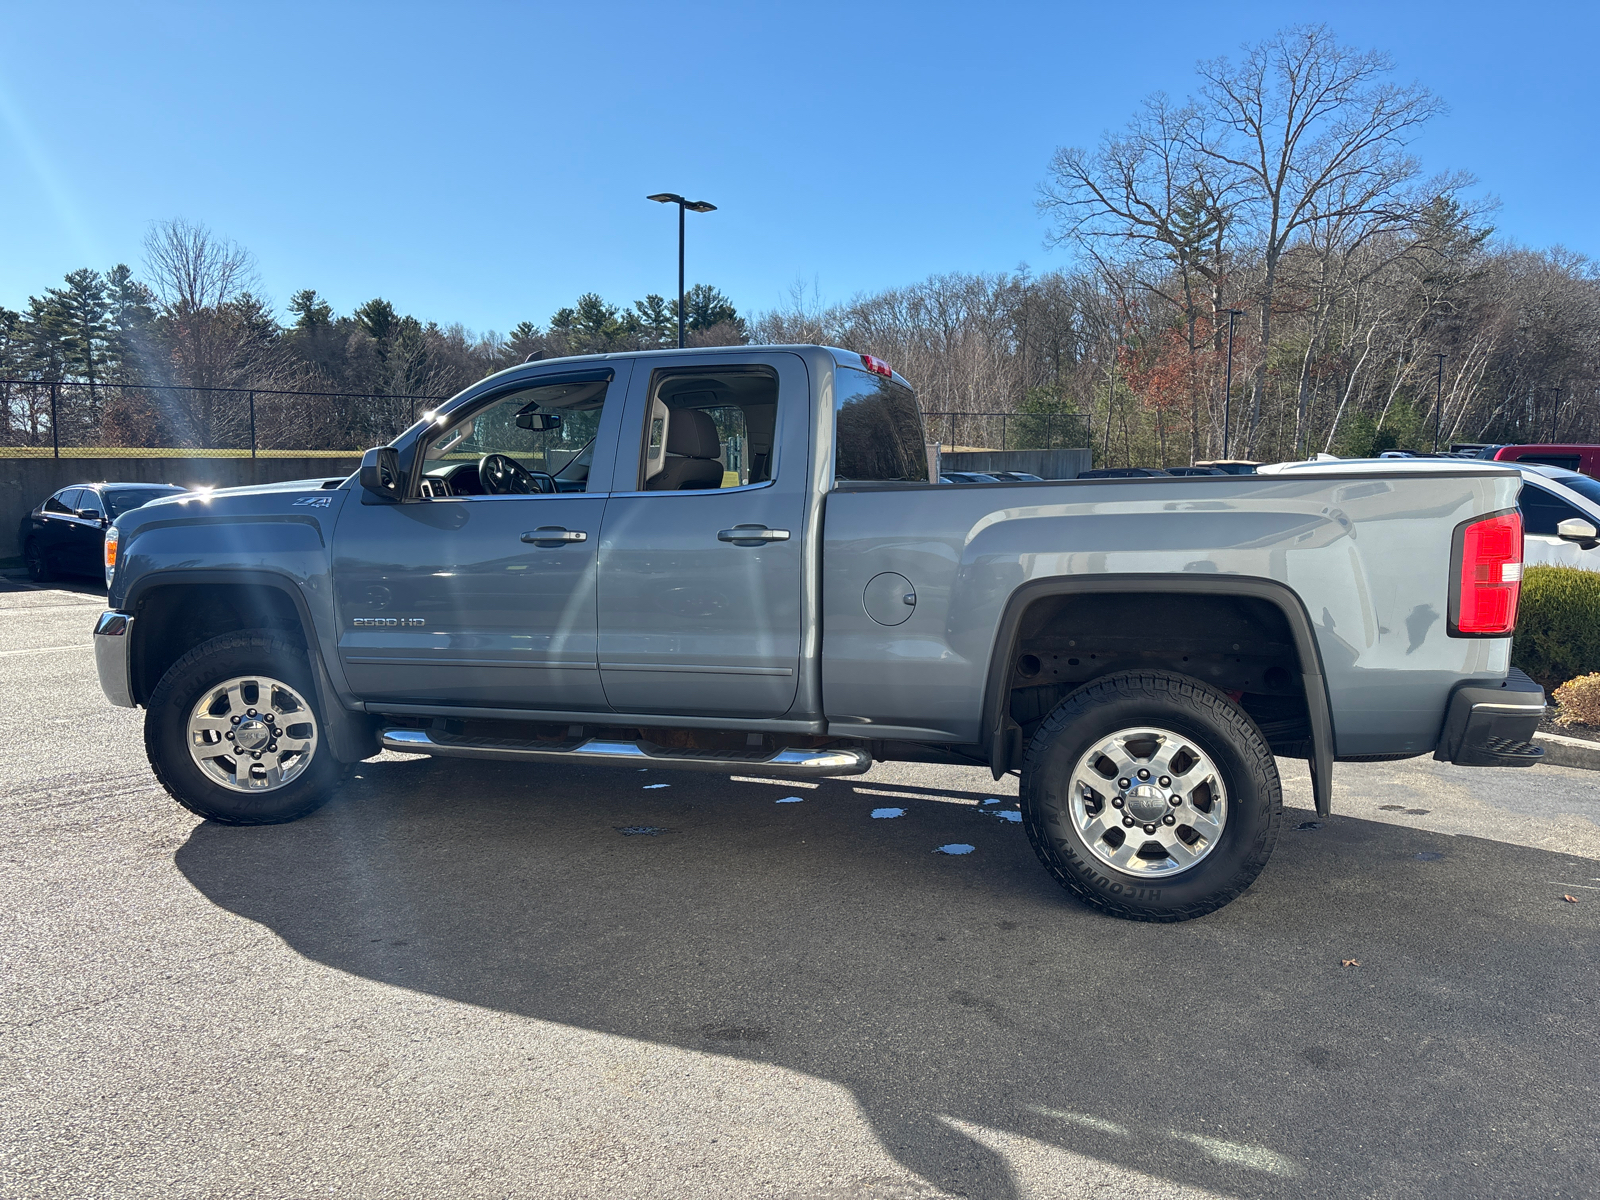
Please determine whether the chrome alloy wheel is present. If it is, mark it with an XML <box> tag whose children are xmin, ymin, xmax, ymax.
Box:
<box><xmin>1067</xmin><ymin>726</ymin><xmax>1228</xmax><ymax>877</ymax></box>
<box><xmin>186</xmin><ymin>675</ymin><xmax>318</xmax><ymax>793</ymax></box>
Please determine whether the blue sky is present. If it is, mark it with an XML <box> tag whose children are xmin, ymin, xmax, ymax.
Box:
<box><xmin>2</xmin><ymin>1</ymin><xmax>1595</xmax><ymax>334</ymax></box>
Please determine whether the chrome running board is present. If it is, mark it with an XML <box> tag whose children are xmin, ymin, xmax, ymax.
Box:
<box><xmin>379</xmin><ymin>728</ymin><xmax>873</xmax><ymax>779</ymax></box>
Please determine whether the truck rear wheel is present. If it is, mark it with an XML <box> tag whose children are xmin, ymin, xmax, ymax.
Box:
<box><xmin>1019</xmin><ymin>671</ymin><xmax>1282</xmax><ymax>922</ymax></box>
<box><xmin>145</xmin><ymin>631</ymin><xmax>346</xmax><ymax>825</ymax></box>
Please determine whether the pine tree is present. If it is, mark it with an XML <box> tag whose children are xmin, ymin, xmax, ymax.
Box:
<box><xmin>632</xmin><ymin>295</ymin><xmax>674</xmax><ymax>347</ymax></box>
<box><xmin>675</xmin><ymin>284</ymin><xmax>746</xmax><ymax>343</ymax></box>
<box><xmin>43</xmin><ymin>269</ymin><xmax>111</xmax><ymax>391</ymax></box>
<box><xmin>105</xmin><ymin>264</ymin><xmax>158</xmax><ymax>381</ymax></box>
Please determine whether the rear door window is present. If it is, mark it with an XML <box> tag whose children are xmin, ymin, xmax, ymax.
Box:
<box><xmin>833</xmin><ymin>365</ymin><xmax>929</xmax><ymax>483</ymax></box>
<box><xmin>1514</xmin><ymin>454</ymin><xmax>1582</xmax><ymax>471</ymax></box>
<box><xmin>637</xmin><ymin>367</ymin><xmax>777</xmax><ymax>491</ymax></box>
<box><xmin>46</xmin><ymin>489</ymin><xmax>81</xmax><ymax>514</ymax></box>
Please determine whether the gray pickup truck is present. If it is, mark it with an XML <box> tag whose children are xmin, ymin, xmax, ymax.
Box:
<box><xmin>95</xmin><ymin>345</ymin><xmax>1548</xmax><ymax>921</ymax></box>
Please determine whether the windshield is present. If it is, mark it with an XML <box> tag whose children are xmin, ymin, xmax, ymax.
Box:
<box><xmin>1549</xmin><ymin>473</ymin><xmax>1600</xmax><ymax>509</ymax></box>
<box><xmin>104</xmin><ymin>487</ymin><xmax>185</xmax><ymax>517</ymax></box>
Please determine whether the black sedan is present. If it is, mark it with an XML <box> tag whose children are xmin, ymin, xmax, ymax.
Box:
<box><xmin>20</xmin><ymin>482</ymin><xmax>188</xmax><ymax>582</ymax></box>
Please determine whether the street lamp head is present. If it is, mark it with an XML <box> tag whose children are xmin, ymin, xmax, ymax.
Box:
<box><xmin>647</xmin><ymin>193</ymin><xmax>717</xmax><ymax>213</ymax></box>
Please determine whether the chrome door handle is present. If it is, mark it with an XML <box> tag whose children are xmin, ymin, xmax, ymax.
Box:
<box><xmin>521</xmin><ymin>527</ymin><xmax>587</xmax><ymax>544</ymax></box>
<box><xmin>718</xmin><ymin>526</ymin><xmax>791</xmax><ymax>544</ymax></box>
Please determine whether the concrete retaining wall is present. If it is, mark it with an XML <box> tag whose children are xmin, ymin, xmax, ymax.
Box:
<box><xmin>939</xmin><ymin>449</ymin><xmax>1092</xmax><ymax>480</ymax></box>
<box><xmin>2</xmin><ymin>456</ymin><xmax>359</xmax><ymax>562</ymax></box>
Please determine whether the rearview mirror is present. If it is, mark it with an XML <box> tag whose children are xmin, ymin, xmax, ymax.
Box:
<box><xmin>1556</xmin><ymin>517</ymin><xmax>1599</xmax><ymax>550</ymax></box>
<box><xmin>359</xmin><ymin>446</ymin><xmax>403</xmax><ymax>502</ymax></box>
<box><xmin>515</xmin><ymin>409</ymin><xmax>562</xmax><ymax>432</ymax></box>
<box><xmin>77</xmin><ymin>508</ymin><xmax>104</xmax><ymax>523</ymax></box>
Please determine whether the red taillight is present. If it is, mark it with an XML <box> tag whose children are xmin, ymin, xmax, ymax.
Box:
<box><xmin>1453</xmin><ymin>511</ymin><xmax>1522</xmax><ymax>636</ymax></box>
<box><xmin>860</xmin><ymin>354</ymin><xmax>892</xmax><ymax>378</ymax></box>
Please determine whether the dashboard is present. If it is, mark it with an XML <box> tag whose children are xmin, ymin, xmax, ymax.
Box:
<box><xmin>420</xmin><ymin>462</ymin><xmax>484</xmax><ymax>498</ymax></box>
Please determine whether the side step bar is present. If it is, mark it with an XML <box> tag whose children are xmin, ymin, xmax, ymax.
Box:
<box><xmin>379</xmin><ymin>728</ymin><xmax>874</xmax><ymax>779</ymax></box>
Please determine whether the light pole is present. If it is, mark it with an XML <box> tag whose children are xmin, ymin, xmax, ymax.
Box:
<box><xmin>646</xmin><ymin>193</ymin><xmax>717</xmax><ymax>348</ymax></box>
<box><xmin>1433</xmin><ymin>353</ymin><xmax>1446</xmax><ymax>452</ymax></box>
<box><xmin>1222</xmin><ymin>309</ymin><xmax>1243</xmax><ymax>458</ymax></box>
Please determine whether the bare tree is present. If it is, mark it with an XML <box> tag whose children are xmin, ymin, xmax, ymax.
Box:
<box><xmin>1192</xmin><ymin>25</ymin><xmax>1450</xmax><ymax>450</ymax></box>
<box><xmin>141</xmin><ymin>219</ymin><xmax>279</xmax><ymax>445</ymax></box>
<box><xmin>143</xmin><ymin>218</ymin><xmax>259</xmax><ymax>316</ymax></box>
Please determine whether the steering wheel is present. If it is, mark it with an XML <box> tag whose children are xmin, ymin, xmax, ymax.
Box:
<box><xmin>478</xmin><ymin>453</ymin><xmax>556</xmax><ymax>495</ymax></box>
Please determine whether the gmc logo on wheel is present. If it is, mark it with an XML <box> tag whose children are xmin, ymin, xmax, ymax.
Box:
<box><xmin>352</xmin><ymin>618</ymin><xmax>426</xmax><ymax>627</ymax></box>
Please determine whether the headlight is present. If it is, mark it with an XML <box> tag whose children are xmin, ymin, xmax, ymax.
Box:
<box><xmin>104</xmin><ymin>525</ymin><xmax>119</xmax><ymax>586</ymax></box>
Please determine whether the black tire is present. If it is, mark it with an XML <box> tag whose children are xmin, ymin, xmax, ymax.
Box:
<box><xmin>1019</xmin><ymin>670</ymin><xmax>1282</xmax><ymax>922</ymax></box>
<box><xmin>145</xmin><ymin>631</ymin><xmax>346</xmax><ymax>825</ymax></box>
<box><xmin>24</xmin><ymin>539</ymin><xmax>54</xmax><ymax>583</ymax></box>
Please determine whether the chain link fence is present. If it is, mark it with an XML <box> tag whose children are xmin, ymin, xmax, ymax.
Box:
<box><xmin>0</xmin><ymin>379</ymin><xmax>1091</xmax><ymax>459</ymax></box>
<box><xmin>924</xmin><ymin>411</ymin><xmax>1090</xmax><ymax>452</ymax></box>
<box><xmin>0</xmin><ymin>379</ymin><xmax>447</xmax><ymax>458</ymax></box>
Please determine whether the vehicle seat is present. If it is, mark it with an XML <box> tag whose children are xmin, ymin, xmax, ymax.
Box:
<box><xmin>649</xmin><ymin>408</ymin><xmax>723</xmax><ymax>490</ymax></box>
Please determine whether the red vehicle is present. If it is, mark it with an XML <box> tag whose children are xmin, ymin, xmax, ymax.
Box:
<box><xmin>1456</xmin><ymin>443</ymin><xmax>1600</xmax><ymax>478</ymax></box>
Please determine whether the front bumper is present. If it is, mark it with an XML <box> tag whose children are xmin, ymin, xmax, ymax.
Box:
<box><xmin>1434</xmin><ymin>667</ymin><xmax>1546</xmax><ymax>767</ymax></box>
<box><xmin>94</xmin><ymin>611</ymin><xmax>136</xmax><ymax>708</ymax></box>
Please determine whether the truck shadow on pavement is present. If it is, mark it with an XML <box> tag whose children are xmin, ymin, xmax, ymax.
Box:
<box><xmin>175</xmin><ymin>757</ymin><xmax>1600</xmax><ymax>1199</ymax></box>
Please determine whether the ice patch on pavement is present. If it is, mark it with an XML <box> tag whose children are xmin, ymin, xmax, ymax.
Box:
<box><xmin>935</xmin><ymin>843</ymin><xmax>975</xmax><ymax>855</ymax></box>
<box><xmin>980</xmin><ymin>809</ymin><xmax>1022</xmax><ymax>823</ymax></box>
<box><xmin>982</xmin><ymin>797</ymin><xmax>1001</xmax><ymax>805</ymax></box>
<box><xmin>642</xmin><ymin>783</ymin><xmax>670</xmax><ymax>790</ymax></box>
<box><xmin>871</xmin><ymin>807</ymin><xmax>906</xmax><ymax>819</ymax></box>
<box><xmin>775</xmin><ymin>796</ymin><xmax>804</xmax><ymax>804</ymax></box>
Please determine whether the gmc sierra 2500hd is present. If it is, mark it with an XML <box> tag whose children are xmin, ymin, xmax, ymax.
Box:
<box><xmin>94</xmin><ymin>345</ymin><xmax>1546</xmax><ymax>921</ymax></box>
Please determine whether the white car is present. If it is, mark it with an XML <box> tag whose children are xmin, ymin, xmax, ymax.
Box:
<box><xmin>1509</xmin><ymin>463</ymin><xmax>1600</xmax><ymax>570</ymax></box>
<box><xmin>1258</xmin><ymin>458</ymin><xmax>1600</xmax><ymax>571</ymax></box>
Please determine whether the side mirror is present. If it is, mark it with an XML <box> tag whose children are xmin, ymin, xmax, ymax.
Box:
<box><xmin>515</xmin><ymin>409</ymin><xmax>562</xmax><ymax>432</ymax></box>
<box><xmin>1556</xmin><ymin>517</ymin><xmax>1599</xmax><ymax>550</ymax></box>
<box><xmin>359</xmin><ymin>446</ymin><xmax>404</xmax><ymax>502</ymax></box>
<box><xmin>78</xmin><ymin>508</ymin><xmax>104</xmax><ymax>523</ymax></box>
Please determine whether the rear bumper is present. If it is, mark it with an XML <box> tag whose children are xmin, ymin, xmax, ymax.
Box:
<box><xmin>93</xmin><ymin>611</ymin><xmax>136</xmax><ymax>708</ymax></box>
<box><xmin>1434</xmin><ymin>667</ymin><xmax>1546</xmax><ymax>767</ymax></box>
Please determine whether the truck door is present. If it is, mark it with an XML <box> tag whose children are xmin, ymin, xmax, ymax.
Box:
<box><xmin>332</xmin><ymin>365</ymin><xmax>629</xmax><ymax>709</ymax></box>
<box><xmin>595</xmin><ymin>353</ymin><xmax>809</xmax><ymax>718</ymax></box>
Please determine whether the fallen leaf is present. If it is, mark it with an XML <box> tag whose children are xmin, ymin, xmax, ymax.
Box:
<box><xmin>1563</xmin><ymin>895</ymin><xmax>1580</xmax><ymax>903</ymax></box>
<box><xmin>1341</xmin><ymin>959</ymin><xmax>1360</xmax><ymax>968</ymax></box>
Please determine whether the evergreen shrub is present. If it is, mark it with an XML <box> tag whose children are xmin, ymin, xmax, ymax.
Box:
<box><xmin>1511</xmin><ymin>566</ymin><xmax>1600</xmax><ymax>690</ymax></box>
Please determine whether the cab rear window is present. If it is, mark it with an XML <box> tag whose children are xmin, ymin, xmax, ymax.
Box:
<box><xmin>833</xmin><ymin>366</ymin><xmax>929</xmax><ymax>483</ymax></box>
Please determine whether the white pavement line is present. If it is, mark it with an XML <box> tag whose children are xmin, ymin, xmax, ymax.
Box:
<box><xmin>0</xmin><ymin>643</ymin><xmax>92</xmax><ymax>656</ymax></box>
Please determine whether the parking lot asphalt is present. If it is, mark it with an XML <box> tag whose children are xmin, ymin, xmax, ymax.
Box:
<box><xmin>3</xmin><ymin>578</ymin><xmax>1599</xmax><ymax>1199</ymax></box>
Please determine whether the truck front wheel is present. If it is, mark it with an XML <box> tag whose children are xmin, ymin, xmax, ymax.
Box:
<box><xmin>145</xmin><ymin>631</ymin><xmax>346</xmax><ymax>825</ymax></box>
<box><xmin>1019</xmin><ymin>671</ymin><xmax>1282</xmax><ymax>922</ymax></box>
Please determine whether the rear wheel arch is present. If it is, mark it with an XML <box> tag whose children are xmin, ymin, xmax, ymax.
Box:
<box><xmin>980</xmin><ymin>574</ymin><xmax>1335</xmax><ymax>815</ymax></box>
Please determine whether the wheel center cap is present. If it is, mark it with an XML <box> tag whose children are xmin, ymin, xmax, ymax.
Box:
<box><xmin>1126</xmin><ymin>784</ymin><xmax>1168</xmax><ymax>823</ymax></box>
<box><xmin>235</xmin><ymin>719</ymin><xmax>269</xmax><ymax>751</ymax></box>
